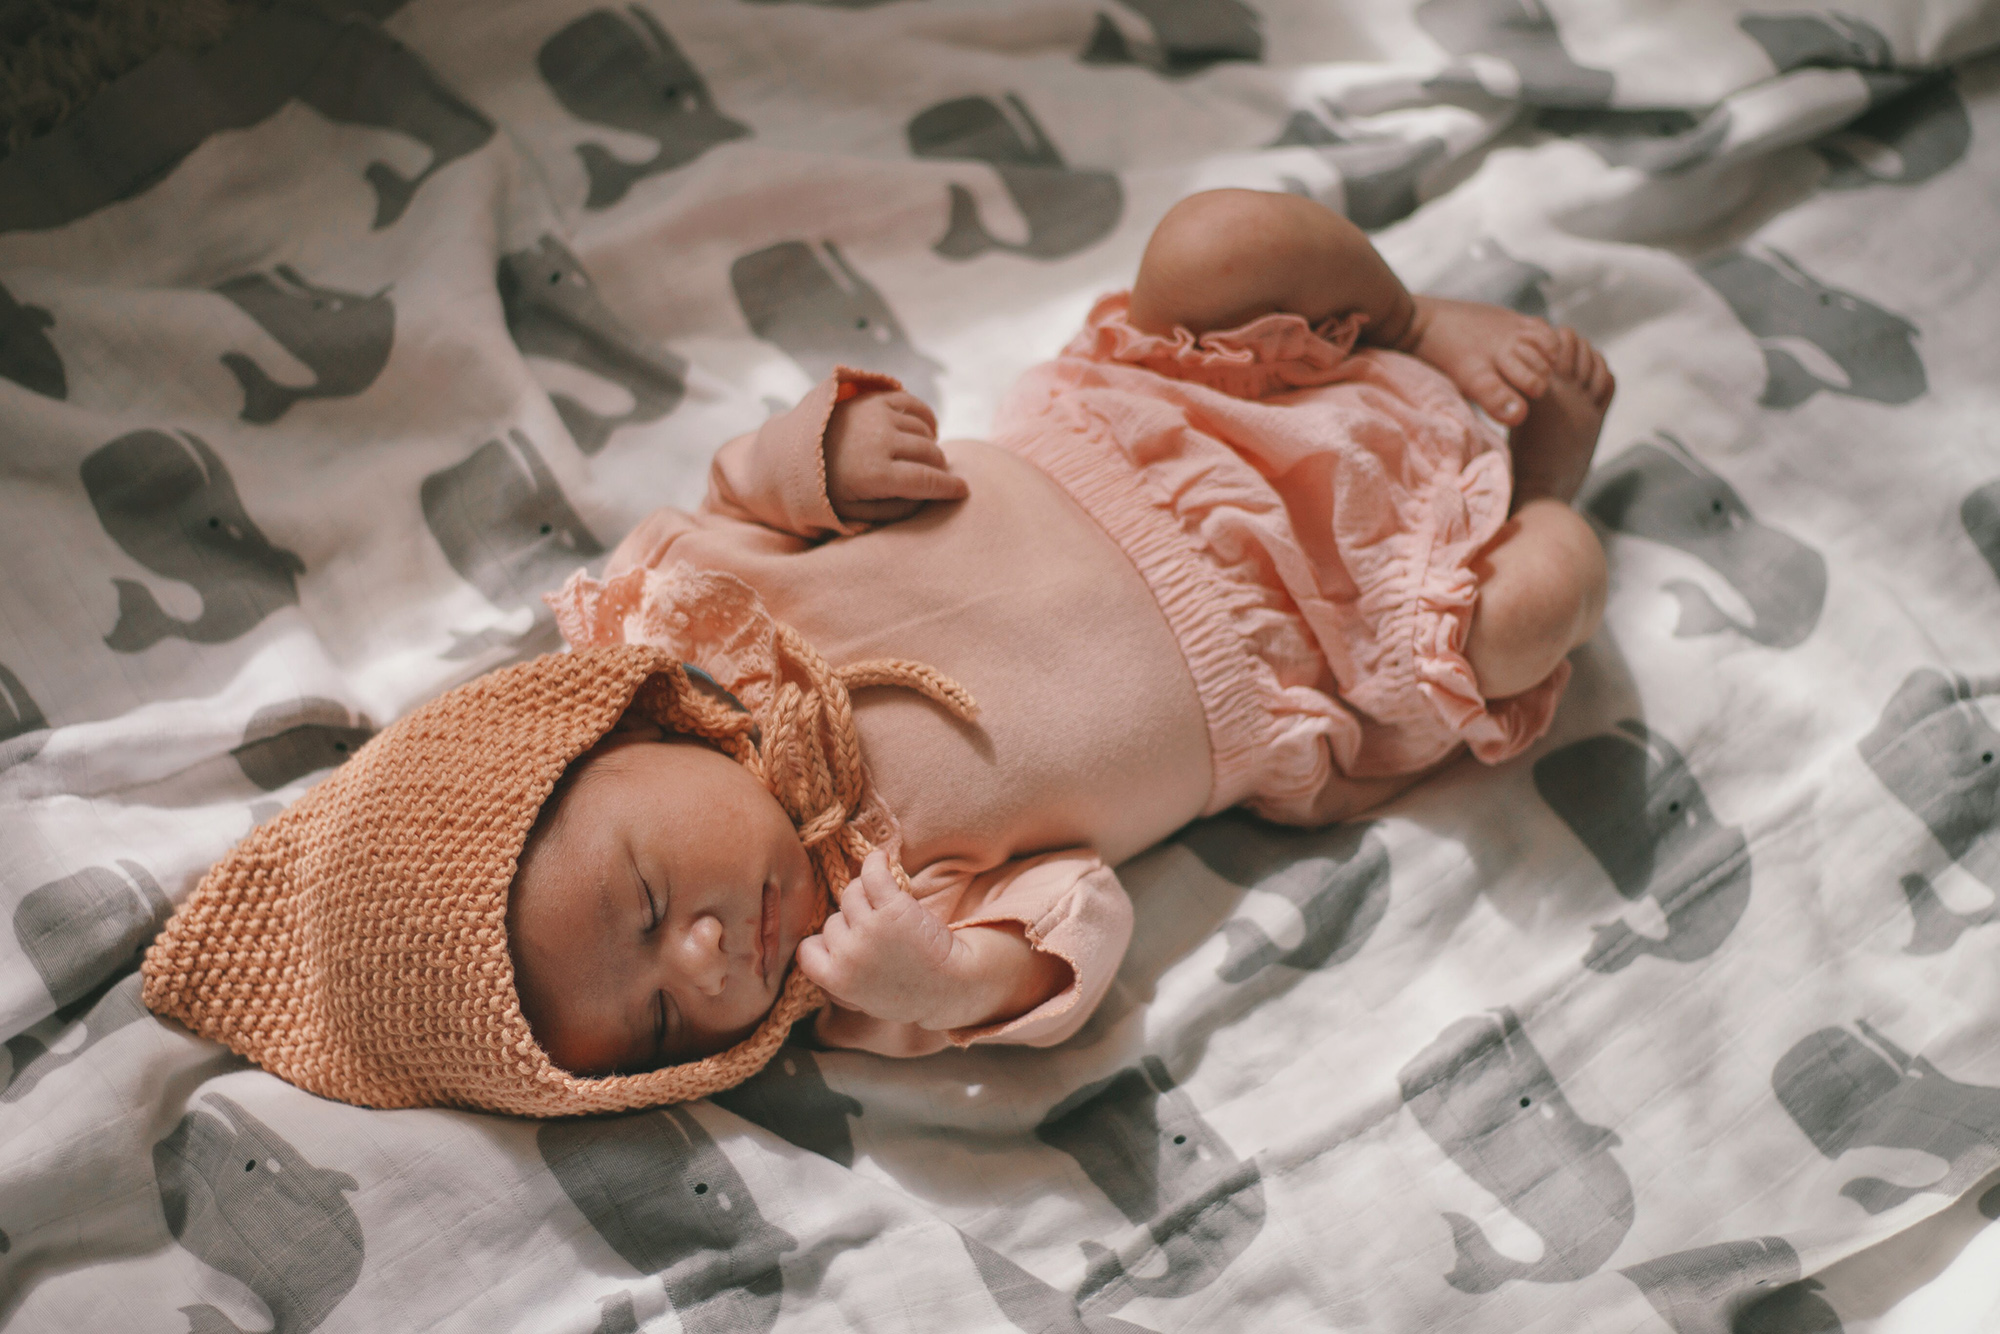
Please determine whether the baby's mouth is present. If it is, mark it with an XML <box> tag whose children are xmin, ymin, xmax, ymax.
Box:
<box><xmin>758</xmin><ymin>881</ymin><xmax>778</xmax><ymax>987</ymax></box>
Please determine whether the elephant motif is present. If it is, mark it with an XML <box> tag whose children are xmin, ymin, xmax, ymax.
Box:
<box><xmin>907</xmin><ymin>95</ymin><xmax>1124</xmax><ymax>261</ymax></box>
<box><xmin>1079</xmin><ymin>0</ymin><xmax>1262</xmax><ymax>79</ymax></box>
<box><xmin>0</xmin><ymin>279</ymin><xmax>64</xmax><ymax>398</ymax></box>
<box><xmin>1178</xmin><ymin>812</ymin><xmax>1390</xmax><ymax>982</ymax></box>
<box><xmin>230</xmin><ymin>698</ymin><xmax>376</xmax><ymax>792</ymax></box>
<box><xmin>13</xmin><ymin>860</ymin><xmax>172</xmax><ymax>1009</ymax></box>
<box><xmin>1036</xmin><ymin>1056</ymin><xmax>1264</xmax><ymax>1313</ymax></box>
<box><xmin>1584</xmin><ymin>436</ymin><xmax>1827</xmax><ymax>649</ymax></box>
<box><xmin>153</xmin><ymin>1095</ymin><xmax>364</xmax><ymax>1334</ymax></box>
<box><xmin>1695</xmin><ymin>250</ymin><xmax>1925</xmax><ymax>409</ymax></box>
<box><xmin>1535</xmin><ymin>720</ymin><xmax>1754</xmax><ymax>972</ymax></box>
<box><xmin>214</xmin><ymin>267</ymin><xmax>393</xmax><ymax>424</ymax></box>
<box><xmin>730</xmin><ymin>241</ymin><xmax>944</xmax><ymax>407</ymax></box>
<box><xmin>1399</xmin><ymin>1008</ymin><xmax>1633</xmax><ymax>1292</ymax></box>
<box><xmin>498</xmin><ymin>236</ymin><xmax>686</xmax><ymax>455</ymax></box>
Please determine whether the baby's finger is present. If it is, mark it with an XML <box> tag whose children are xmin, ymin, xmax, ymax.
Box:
<box><xmin>884</xmin><ymin>392</ymin><xmax>938</xmax><ymax>435</ymax></box>
<box><xmin>879</xmin><ymin>459</ymin><xmax>970</xmax><ymax>503</ymax></box>
<box><xmin>1497</xmin><ymin>347</ymin><xmax>1550</xmax><ymax>400</ymax></box>
<box><xmin>795</xmin><ymin>935</ymin><xmax>850</xmax><ymax>1000</ymax></box>
<box><xmin>1466</xmin><ymin>369</ymin><xmax>1526</xmax><ymax>426</ymax></box>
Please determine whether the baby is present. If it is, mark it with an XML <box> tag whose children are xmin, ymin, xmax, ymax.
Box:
<box><xmin>506</xmin><ymin>190</ymin><xmax>1612</xmax><ymax>1080</ymax></box>
<box><xmin>141</xmin><ymin>189</ymin><xmax>1612</xmax><ymax>1114</ymax></box>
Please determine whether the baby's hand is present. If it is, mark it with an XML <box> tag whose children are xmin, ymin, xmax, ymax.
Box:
<box><xmin>1403</xmin><ymin>295</ymin><xmax>1562</xmax><ymax>428</ymax></box>
<box><xmin>824</xmin><ymin>389</ymin><xmax>968</xmax><ymax>525</ymax></box>
<box><xmin>796</xmin><ymin>850</ymin><xmax>965</xmax><ymax>1026</ymax></box>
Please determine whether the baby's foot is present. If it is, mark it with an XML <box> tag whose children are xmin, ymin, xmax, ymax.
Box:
<box><xmin>1507</xmin><ymin>325</ymin><xmax>1616</xmax><ymax>509</ymax></box>
<box><xmin>1404</xmin><ymin>294</ymin><xmax>1562</xmax><ymax>427</ymax></box>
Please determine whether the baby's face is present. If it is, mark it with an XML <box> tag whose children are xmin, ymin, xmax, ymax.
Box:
<box><xmin>508</xmin><ymin>728</ymin><xmax>816</xmax><ymax>1076</ymax></box>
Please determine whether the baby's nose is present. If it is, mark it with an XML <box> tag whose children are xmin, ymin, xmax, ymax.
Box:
<box><xmin>683</xmin><ymin>914</ymin><xmax>729</xmax><ymax>997</ymax></box>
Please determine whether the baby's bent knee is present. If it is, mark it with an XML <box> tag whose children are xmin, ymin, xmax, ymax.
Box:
<box><xmin>1130</xmin><ymin>189</ymin><xmax>1360</xmax><ymax>335</ymax></box>
<box><xmin>1465</xmin><ymin>500</ymin><xmax>1607</xmax><ymax>701</ymax></box>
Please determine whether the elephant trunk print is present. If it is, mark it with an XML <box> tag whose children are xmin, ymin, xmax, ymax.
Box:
<box><xmin>539</xmin><ymin>1108</ymin><xmax>797</xmax><ymax>1334</ymax></box>
<box><xmin>1176</xmin><ymin>813</ymin><xmax>1391</xmax><ymax>982</ymax></box>
<box><xmin>1080</xmin><ymin>0</ymin><xmax>1263</xmax><ymax>79</ymax></box>
<box><xmin>1535</xmin><ymin>720</ymin><xmax>1754</xmax><ymax>972</ymax></box>
<box><xmin>499</xmin><ymin>235</ymin><xmax>687</xmax><ymax>455</ymax></box>
<box><xmin>82</xmin><ymin>430</ymin><xmax>306</xmax><ymax>653</ymax></box>
<box><xmin>1859</xmin><ymin>668</ymin><xmax>2000</xmax><ymax>909</ymax></box>
<box><xmin>1036</xmin><ymin>1057</ymin><xmax>1264</xmax><ymax>1313</ymax></box>
<box><xmin>538</xmin><ymin>8</ymin><xmax>750</xmax><ymax>211</ymax></box>
<box><xmin>153</xmin><ymin>1095</ymin><xmax>364</xmax><ymax>1334</ymax></box>
<box><xmin>1398</xmin><ymin>1009</ymin><xmax>1634</xmax><ymax>1292</ymax></box>
<box><xmin>14</xmin><ymin>860</ymin><xmax>172</xmax><ymax>1009</ymax></box>
<box><xmin>1416</xmin><ymin>0</ymin><xmax>1616</xmax><ymax>107</ymax></box>
<box><xmin>0</xmin><ymin>278</ymin><xmax>65</xmax><ymax>398</ymax></box>
<box><xmin>214</xmin><ymin>267</ymin><xmax>394</xmax><ymax>424</ymax></box>
<box><xmin>1695</xmin><ymin>249</ymin><xmax>1926</xmax><ymax>408</ymax></box>
<box><xmin>1618</xmin><ymin>1236</ymin><xmax>1843</xmax><ymax>1334</ymax></box>
<box><xmin>1585</xmin><ymin>436</ymin><xmax>1826</xmax><ymax>649</ymax></box>
<box><xmin>907</xmin><ymin>94</ymin><xmax>1124</xmax><ymax>261</ymax></box>
<box><xmin>1773</xmin><ymin>1019</ymin><xmax>2000</xmax><ymax>1214</ymax></box>
<box><xmin>730</xmin><ymin>241</ymin><xmax>944</xmax><ymax>408</ymax></box>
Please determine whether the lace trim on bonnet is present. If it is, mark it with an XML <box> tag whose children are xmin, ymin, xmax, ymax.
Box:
<box><xmin>548</xmin><ymin>560</ymin><xmax>955</xmax><ymax>892</ymax></box>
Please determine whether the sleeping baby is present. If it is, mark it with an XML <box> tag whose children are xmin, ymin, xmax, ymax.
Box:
<box><xmin>141</xmin><ymin>189</ymin><xmax>1613</xmax><ymax>1115</ymax></box>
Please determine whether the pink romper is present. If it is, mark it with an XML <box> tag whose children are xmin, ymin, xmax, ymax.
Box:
<box><xmin>553</xmin><ymin>293</ymin><xmax>1568</xmax><ymax>1057</ymax></box>
<box><xmin>996</xmin><ymin>292</ymin><xmax>1566</xmax><ymax>821</ymax></box>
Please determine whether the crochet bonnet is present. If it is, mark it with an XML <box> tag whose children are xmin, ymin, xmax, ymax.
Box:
<box><xmin>140</xmin><ymin>568</ymin><xmax>971</xmax><ymax>1115</ymax></box>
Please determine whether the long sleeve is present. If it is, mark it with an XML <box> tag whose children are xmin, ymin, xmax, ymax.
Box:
<box><xmin>706</xmin><ymin>367</ymin><xmax>904</xmax><ymax>538</ymax></box>
<box><xmin>814</xmin><ymin>850</ymin><xmax>1134</xmax><ymax>1058</ymax></box>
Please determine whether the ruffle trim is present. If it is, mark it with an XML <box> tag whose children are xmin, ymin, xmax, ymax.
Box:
<box><xmin>1063</xmin><ymin>290</ymin><xmax>1367</xmax><ymax>401</ymax></box>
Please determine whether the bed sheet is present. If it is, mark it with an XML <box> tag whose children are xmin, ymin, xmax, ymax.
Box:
<box><xmin>2</xmin><ymin>1</ymin><xmax>1999</xmax><ymax>1330</ymax></box>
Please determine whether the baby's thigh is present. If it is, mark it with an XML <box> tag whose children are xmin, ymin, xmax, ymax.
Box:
<box><xmin>1464</xmin><ymin>500</ymin><xmax>1607</xmax><ymax>700</ymax></box>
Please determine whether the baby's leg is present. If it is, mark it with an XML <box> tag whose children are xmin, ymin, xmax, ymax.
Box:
<box><xmin>1465</xmin><ymin>499</ymin><xmax>1607</xmax><ymax>700</ymax></box>
<box><xmin>1129</xmin><ymin>189</ymin><xmax>1422</xmax><ymax>345</ymax></box>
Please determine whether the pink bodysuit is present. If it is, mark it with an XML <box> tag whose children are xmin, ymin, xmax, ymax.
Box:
<box><xmin>550</xmin><ymin>294</ymin><xmax>1569</xmax><ymax>1058</ymax></box>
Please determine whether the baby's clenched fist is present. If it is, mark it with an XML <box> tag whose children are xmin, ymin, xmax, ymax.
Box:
<box><xmin>796</xmin><ymin>850</ymin><xmax>965</xmax><ymax>1026</ymax></box>
<box><xmin>824</xmin><ymin>389</ymin><xmax>968</xmax><ymax>524</ymax></box>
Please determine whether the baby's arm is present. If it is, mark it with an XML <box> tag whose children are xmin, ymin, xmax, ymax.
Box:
<box><xmin>1128</xmin><ymin>189</ymin><xmax>1559</xmax><ymax>427</ymax></box>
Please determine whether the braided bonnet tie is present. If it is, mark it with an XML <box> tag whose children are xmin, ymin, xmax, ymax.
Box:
<box><xmin>629</xmin><ymin>619</ymin><xmax>977</xmax><ymax>1052</ymax></box>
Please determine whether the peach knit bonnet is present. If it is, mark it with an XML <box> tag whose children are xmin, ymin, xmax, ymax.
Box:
<box><xmin>140</xmin><ymin>628</ymin><xmax>969</xmax><ymax>1116</ymax></box>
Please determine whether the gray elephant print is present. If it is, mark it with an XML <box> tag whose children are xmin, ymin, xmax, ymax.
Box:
<box><xmin>1859</xmin><ymin>668</ymin><xmax>1999</xmax><ymax>951</ymax></box>
<box><xmin>0</xmin><ymin>279</ymin><xmax>64</xmax><ymax>398</ymax></box>
<box><xmin>1964</xmin><ymin>479</ymin><xmax>2000</xmax><ymax>586</ymax></box>
<box><xmin>1080</xmin><ymin>0</ymin><xmax>1262</xmax><ymax>79</ymax></box>
<box><xmin>730</xmin><ymin>241</ymin><xmax>945</xmax><ymax>407</ymax></box>
<box><xmin>538</xmin><ymin>9</ymin><xmax>750</xmax><ymax>211</ymax></box>
<box><xmin>499</xmin><ymin>236</ymin><xmax>687</xmax><ymax>455</ymax></box>
<box><xmin>1398</xmin><ymin>1008</ymin><xmax>1634</xmax><ymax>1292</ymax></box>
<box><xmin>420</xmin><ymin>430</ymin><xmax>603</xmax><ymax>659</ymax></box>
<box><xmin>1818</xmin><ymin>73</ymin><xmax>1969</xmax><ymax>190</ymax></box>
<box><xmin>709</xmin><ymin>1048</ymin><xmax>863</xmax><ymax>1166</ymax></box>
<box><xmin>1036</xmin><ymin>1056</ymin><xmax>1264</xmax><ymax>1313</ymax></box>
<box><xmin>1695</xmin><ymin>250</ymin><xmax>1925</xmax><ymax>408</ymax></box>
<box><xmin>1536</xmin><ymin>720</ymin><xmax>1754</xmax><ymax>972</ymax></box>
<box><xmin>1177</xmin><ymin>812</ymin><xmax>1390</xmax><ymax>982</ymax></box>
<box><xmin>539</xmin><ymin>1107</ymin><xmax>797</xmax><ymax>1334</ymax></box>
<box><xmin>1584</xmin><ymin>436</ymin><xmax>1827</xmax><ymax>649</ymax></box>
<box><xmin>1774</xmin><ymin>1019</ymin><xmax>2000</xmax><ymax>1214</ymax></box>
<box><xmin>958</xmin><ymin>1230</ymin><xmax>1156</xmax><ymax>1334</ymax></box>
<box><xmin>82</xmin><ymin>430</ymin><xmax>306</xmax><ymax>653</ymax></box>
<box><xmin>1267</xmin><ymin>108</ymin><xmax>1446</xmax><ymax>231</ymax></box>
<box><xmin>1423</xmin><ymin>239</ymin><xmax>1551</xmax><ymax>319</ymax></box>
<box><xmin>907</xmin><ymin>95</ymin><xmax>1124</xmax><ymax>261</ymax></box>
<box><xmin>0</xmin><ymin>661</ymin><xmax>49</xmax><ymax>770</ymax></box>
<box><xmin>214</xmin><ymin>268</ymin><xmax>394</xmax><ymax>424</ymax></box>
<box><xmin>231</xmin><ymin>698</ymin><xmax>376</xmax><ymax>793</ymax></box>
<box><xmin>0</xmin><ymin>8</ymin><xmax>491</xmax><ymax>234</ymax></box>
<box><xmin>2</xmin><ymin>973</ymin><xmax>150</xmax><ymax>1104</ymax></box>
<box><xmin>1739</xmin><ymin>12</ymin><xmax>1895</xmax><ymax>73</ymax></box>
<box><xmin>1620</xmin><ymin>1236</ymin><xmax>1844</xmax><ymax>1334</ymax></box>
<box><xmin>1416</xmin><ymin>0</ymin><xmax>1614</xmax><ymax>107</ymax></box>
<box><xmin>14</xmin><ymin>860</ymin><xmax>172</xmax><ymax>1009</ymax></box>
<box><xmin>153</xmin><ymin>1094</ymin><xmax>363</xmax><ymax>1334</ymax></box>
